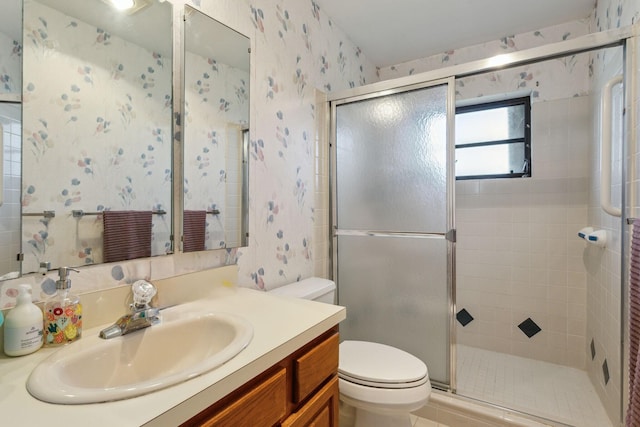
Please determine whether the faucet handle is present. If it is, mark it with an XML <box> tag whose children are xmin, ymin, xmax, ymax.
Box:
<box><xmin>132</xmin><ymin>280</ymin><xmax>157</xmax><ymax>308</ymax></box>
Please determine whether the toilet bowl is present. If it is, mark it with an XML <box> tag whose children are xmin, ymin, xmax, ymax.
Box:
<box><xmin>268</xmin><ymin>278</ymin><xmax>431</xmax><ymax>427</ymax></box>
<box><xmin>339</xmin><ymin>340</ymin><xmax>430</xmax><ymax>427</ymax></box>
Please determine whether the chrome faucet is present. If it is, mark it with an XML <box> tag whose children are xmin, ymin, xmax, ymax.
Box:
<box><xmin>99</xmin><ymin>280</ymin><xmax>160</xmax><ymax>339</ymax></box>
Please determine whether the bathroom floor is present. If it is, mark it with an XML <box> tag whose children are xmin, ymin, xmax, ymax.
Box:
<box><xmin>456</xmin><ymin>345</ymin><xmax>613</xmax><ymax>427</ymax></box>
<box><xmin>410</xmin><ymin>415</ymin><xmax>448</xmax><ymax>426</ymax></box>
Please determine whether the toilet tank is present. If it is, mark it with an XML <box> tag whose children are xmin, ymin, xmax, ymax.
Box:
<box><xmin>268</xmin><ymin>277</ymin><xmax>336</xmax><ymax>304</ymax></box>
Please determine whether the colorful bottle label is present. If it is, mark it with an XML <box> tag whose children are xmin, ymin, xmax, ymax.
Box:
<box><xmin>44</xmin><ymin>303</ymin><xmax>82</xmax><ymax>346</ymax></box>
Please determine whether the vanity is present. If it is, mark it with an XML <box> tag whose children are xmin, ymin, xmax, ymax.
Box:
<box><xmin>0</xmin><ymin>267</ymin><xmax>345</xmax><ymax>426</ymax></box>
<box><xmin>184</xmin><ymin>328</ymin><xmax>340</xmax><ymax>426</ymax></box>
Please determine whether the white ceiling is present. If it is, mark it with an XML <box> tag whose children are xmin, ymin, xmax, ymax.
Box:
<box><xmin>315</xmin><ymin>0</ymin><xmax>597</xmax><ymax>67</ymax></box>
<box><xmin>2</xmin><ymin>0</ymin><xmax>598</xmax><ymax>70</ymax></box>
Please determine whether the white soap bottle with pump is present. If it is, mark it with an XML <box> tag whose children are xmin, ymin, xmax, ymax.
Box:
<box><xmin>3</xmin><ymin>284</ymin><xmax>44</xmax><ymax>356</ymax></box>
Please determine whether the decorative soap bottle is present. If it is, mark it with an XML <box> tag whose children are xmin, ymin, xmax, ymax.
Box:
<box><xmin>43</xmin><ymin>267</ymin><xmax>82</xmax><ymax>347</ymax></box>
<box><xmin>3</xmin><ymin>284</ymin><xmax>44</xmax><ymax>356</ymax></box>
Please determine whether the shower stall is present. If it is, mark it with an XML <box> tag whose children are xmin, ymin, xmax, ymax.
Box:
<box><xmin>330</xmin><ymin>28</ymin><xmax>634</xmax><ymax>427</ymax></box>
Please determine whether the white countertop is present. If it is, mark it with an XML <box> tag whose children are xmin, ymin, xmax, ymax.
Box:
<box><xmin>0</xmin><ymin>286</ymin><xmax>346</xmax><ymax>426</ymax></box>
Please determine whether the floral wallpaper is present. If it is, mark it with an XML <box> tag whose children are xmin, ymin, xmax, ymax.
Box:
<box><xmin>0</xmin><ymin>30</ymin><xmax>21</xmax><ymax>94</ymax></box>
<box><xmin>379</xmin><ymin>19</ymin><xmax>591</xmax><ymax>103</ymax></box>
<box><xmin>20</xmin><ymin>0</ymin><xmax>173</xmax><ymax>274</ymax></box>
<box><xmin>0</xmin><ymin>0</ymin><xmax>378</xmax><ymax>306</ymax></box>
<box><xmin>183</xmin><ymin>50</ymin><xmax>249</xmax><ymax>249</ymax></box>
<box><xmin>593</xmin><ymin>0</ymin><xmax>640</xmax><ymax>32</ymax></box>
<box><xmin>234</xmin><ymin>0</ymin><xmax>378</xmax><ymax>290</ymax></box>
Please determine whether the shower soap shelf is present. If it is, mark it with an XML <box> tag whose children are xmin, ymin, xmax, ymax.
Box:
<box><xmin>578</xmin><ymin>227</ymin><xmax>607</xmax><ymax>248</ymax></box>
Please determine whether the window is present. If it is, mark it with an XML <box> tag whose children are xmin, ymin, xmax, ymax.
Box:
<box><xmin>455</xmin><ymin>96</ymin><xmax>531</xmax><ymax>180</ymax></box>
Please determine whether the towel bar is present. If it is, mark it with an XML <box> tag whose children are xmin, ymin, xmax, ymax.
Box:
<box><xmin>72</xmin><ymin>209</ymin><xmax>167</xmax><ymax>218</ymax></box>
<box><xmin>22</xmin><ymin>211</ymin><xmax>56</xmax><ymax>218</ymax></box>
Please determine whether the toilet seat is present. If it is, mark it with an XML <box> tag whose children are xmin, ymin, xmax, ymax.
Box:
<box><xmin>339</xmin><ymin>341</ymin><xmax>429</xmax><ymax>389</ymax></box>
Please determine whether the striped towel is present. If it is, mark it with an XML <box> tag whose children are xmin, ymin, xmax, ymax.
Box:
<box><xmin>103</xmin><ymin>210</ymin><xmax>152</xmax><ymax>263</ymax></box>
<box><xmin>627</xmin><ymin>223</ymin><xmax>640</xmax><ymax>426</ymax></box>
<box><xmin>183</xmin><ymin>210</ymin><xmax>207</xmax><ymax>252</ymax></box>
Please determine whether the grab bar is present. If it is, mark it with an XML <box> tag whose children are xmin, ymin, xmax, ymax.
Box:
<box><xmin>600</xmin><ymin>74</ymin><xmax>623</xmax><ymax>217</ymax></box>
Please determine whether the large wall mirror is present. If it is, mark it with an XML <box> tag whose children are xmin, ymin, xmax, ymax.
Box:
<box><xmin>183</xmin><ymin>5</ymin><xmax>249</xmax><ymax>252</ymax></box>
<box><xmin>17</xmin><ymin>0</ymin><xmax>173</xmax><ymax>277</ymax></box>
<box><xmin>0</xmin><ymin>0</ymin><xmax>22</xmax><ymax>280</ymax></box>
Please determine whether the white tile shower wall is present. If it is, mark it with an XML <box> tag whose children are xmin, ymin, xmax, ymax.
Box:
<box><xmin>456</xmin><ymin>96</ymin><xmax>590</xmax><ymax>369</ymax></box>
<box><xmin>587</xmin><ymin>1</ymin><xmax>640</xmax><ymax>422</ymax></box>
<box><xmin>586</xmin><ymin>42</ymin><xmax>625</xmax><ymax>426</ymax></box>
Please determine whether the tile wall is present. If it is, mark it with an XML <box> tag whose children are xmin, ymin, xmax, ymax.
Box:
<box><xmin>586</xmin><ymin>43</ymin><xmax>625</xmax><ymax>424</ymax></box>
<box><xmin>456</xmin><ymin>95</ymin><xmax>591</xmax><ymax>369</ymax></box>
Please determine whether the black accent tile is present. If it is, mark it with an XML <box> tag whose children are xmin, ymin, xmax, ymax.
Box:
<box><xmin>456</xmin><ymin>308</ymin><xmax>474</xmax><ymax>327</ymax></box>
<box><xmin>518</xmin><ymin>317</ymin><xmax>542</xmax><ymax>338</ymax></box>
<box><xmin>603</xmin><ymin>359</ymin><xmax>610</xmax><ymax>385</ymax></box>
<box><xmin>591</xmin><ymin>339</ymin><xmax>596</xmax><ymax>360</ymax></box>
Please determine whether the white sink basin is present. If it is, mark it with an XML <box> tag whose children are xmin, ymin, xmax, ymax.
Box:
<box><xmin>26</xmin><ymin>308</ymin><xmax>253</xmax><ymax>404</ymax></box>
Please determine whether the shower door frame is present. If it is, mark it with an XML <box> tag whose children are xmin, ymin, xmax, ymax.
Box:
<box><xmin>330</xmin><ymin>77</ymin><xmax>457</xmax><ymax>389</ymax></box>
<box><xmin>328</xmin><ymin>24</ymin><xmax>635</xmax><ymax>421</ymax></box>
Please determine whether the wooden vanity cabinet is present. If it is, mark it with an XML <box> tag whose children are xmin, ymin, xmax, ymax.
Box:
<box><xmin>182</xmin><ymin>327</ymin><xmax>339</xmax><ymax>427</ymax></box>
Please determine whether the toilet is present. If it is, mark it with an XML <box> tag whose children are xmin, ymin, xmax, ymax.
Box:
<box><xmin>268</xmin><ymin>277</ymin><xmax>431</xmax><ymax>427</ymax></box>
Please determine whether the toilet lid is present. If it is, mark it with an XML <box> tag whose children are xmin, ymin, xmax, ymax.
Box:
<box><xmin>339</xmin><ymin>341</ymin><xmax>428</xmax><ymax>388</ymax></box>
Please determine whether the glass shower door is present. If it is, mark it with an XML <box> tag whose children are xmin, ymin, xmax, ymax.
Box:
<box><xmin>332</xmin><ymin>79</ymin><xmax>454</xmax><ymax>387</ymax></box>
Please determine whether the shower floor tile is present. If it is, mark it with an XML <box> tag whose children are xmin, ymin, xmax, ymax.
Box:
<box><xmin>456</xmin><ymin>345</ymin><xmax>613</xmax><ymax>427</ymax></box>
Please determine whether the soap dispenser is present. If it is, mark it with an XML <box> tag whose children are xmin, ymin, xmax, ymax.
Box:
<box><xmin>43</xmin><ymin>267</ymin><xmax>82</xmax><ymax>346</ymax></box>
<box><xmin>3</xmin><ymin>284</ymin><xmax>44</xmax><ymax>356</ymax></box>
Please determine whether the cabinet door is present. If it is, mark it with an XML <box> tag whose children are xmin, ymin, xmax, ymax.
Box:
<box><xmin>282</xmin><ymin>376</ymin><xmax>339</xmax><ymax>427</ymax></box>
<box><xmin>199</xmin><ymin>368</ymin><xmax>287</xmax><ymax>427</ymax></box>
<box><xmin>294</xmin><ymin>333</ymin><xmax>339</xmax><ymax>403</ymax></box>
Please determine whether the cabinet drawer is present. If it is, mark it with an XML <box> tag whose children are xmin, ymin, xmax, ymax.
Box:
<box><xmin>282</xmin><ymin>375</ymin><xmax>339</xmax><ymax>427</ymax></box>
<box><xmin>293</xmin><ymin>333</ymin><xmax>339</xmax><ymax>403</ymax></box>
<box><xmin>199</xmin><ymin>368</ymin><xmax>287</xmax><ymax>427</ymax></box>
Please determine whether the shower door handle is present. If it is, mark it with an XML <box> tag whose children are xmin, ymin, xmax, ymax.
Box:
<box><xmin>600</xmin><ymin>74</ymin><xmax>623</xmax><ymax>217</ymax></box>
<box><xmin>334</xmin><ymin>229</ymin><xmax>450</xmax><ymax>239</ymax></box>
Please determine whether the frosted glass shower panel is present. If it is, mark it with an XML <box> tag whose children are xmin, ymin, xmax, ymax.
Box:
<box><xmin>335</xmin><ymin>85</ymin><xmax>448</xmax><ymax>232</ymax></box>
<box><xmin>337</xmin><ymin>234</ymin><xmax>450</xmax><ymax>384</ymax></box>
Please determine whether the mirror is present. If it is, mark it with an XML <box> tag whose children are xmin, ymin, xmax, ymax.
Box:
<box><xmin>0</xmin><ymin>104</ymin><xmax>21</xmax><ymax>281</ymax></box>
<box><xmin>0</xmin><ymin>0</ymin><xmax>22</xmax><ymax>280</ymax></box>
<box><xmin>183</xmin><ymin>5</ymin><xmax>249</xmax><ymax>252</ymax></box>
<box><xmin>20</xmin><ymin>0</ymin><xmax>173</xmax><ymax>275</ymax></box>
